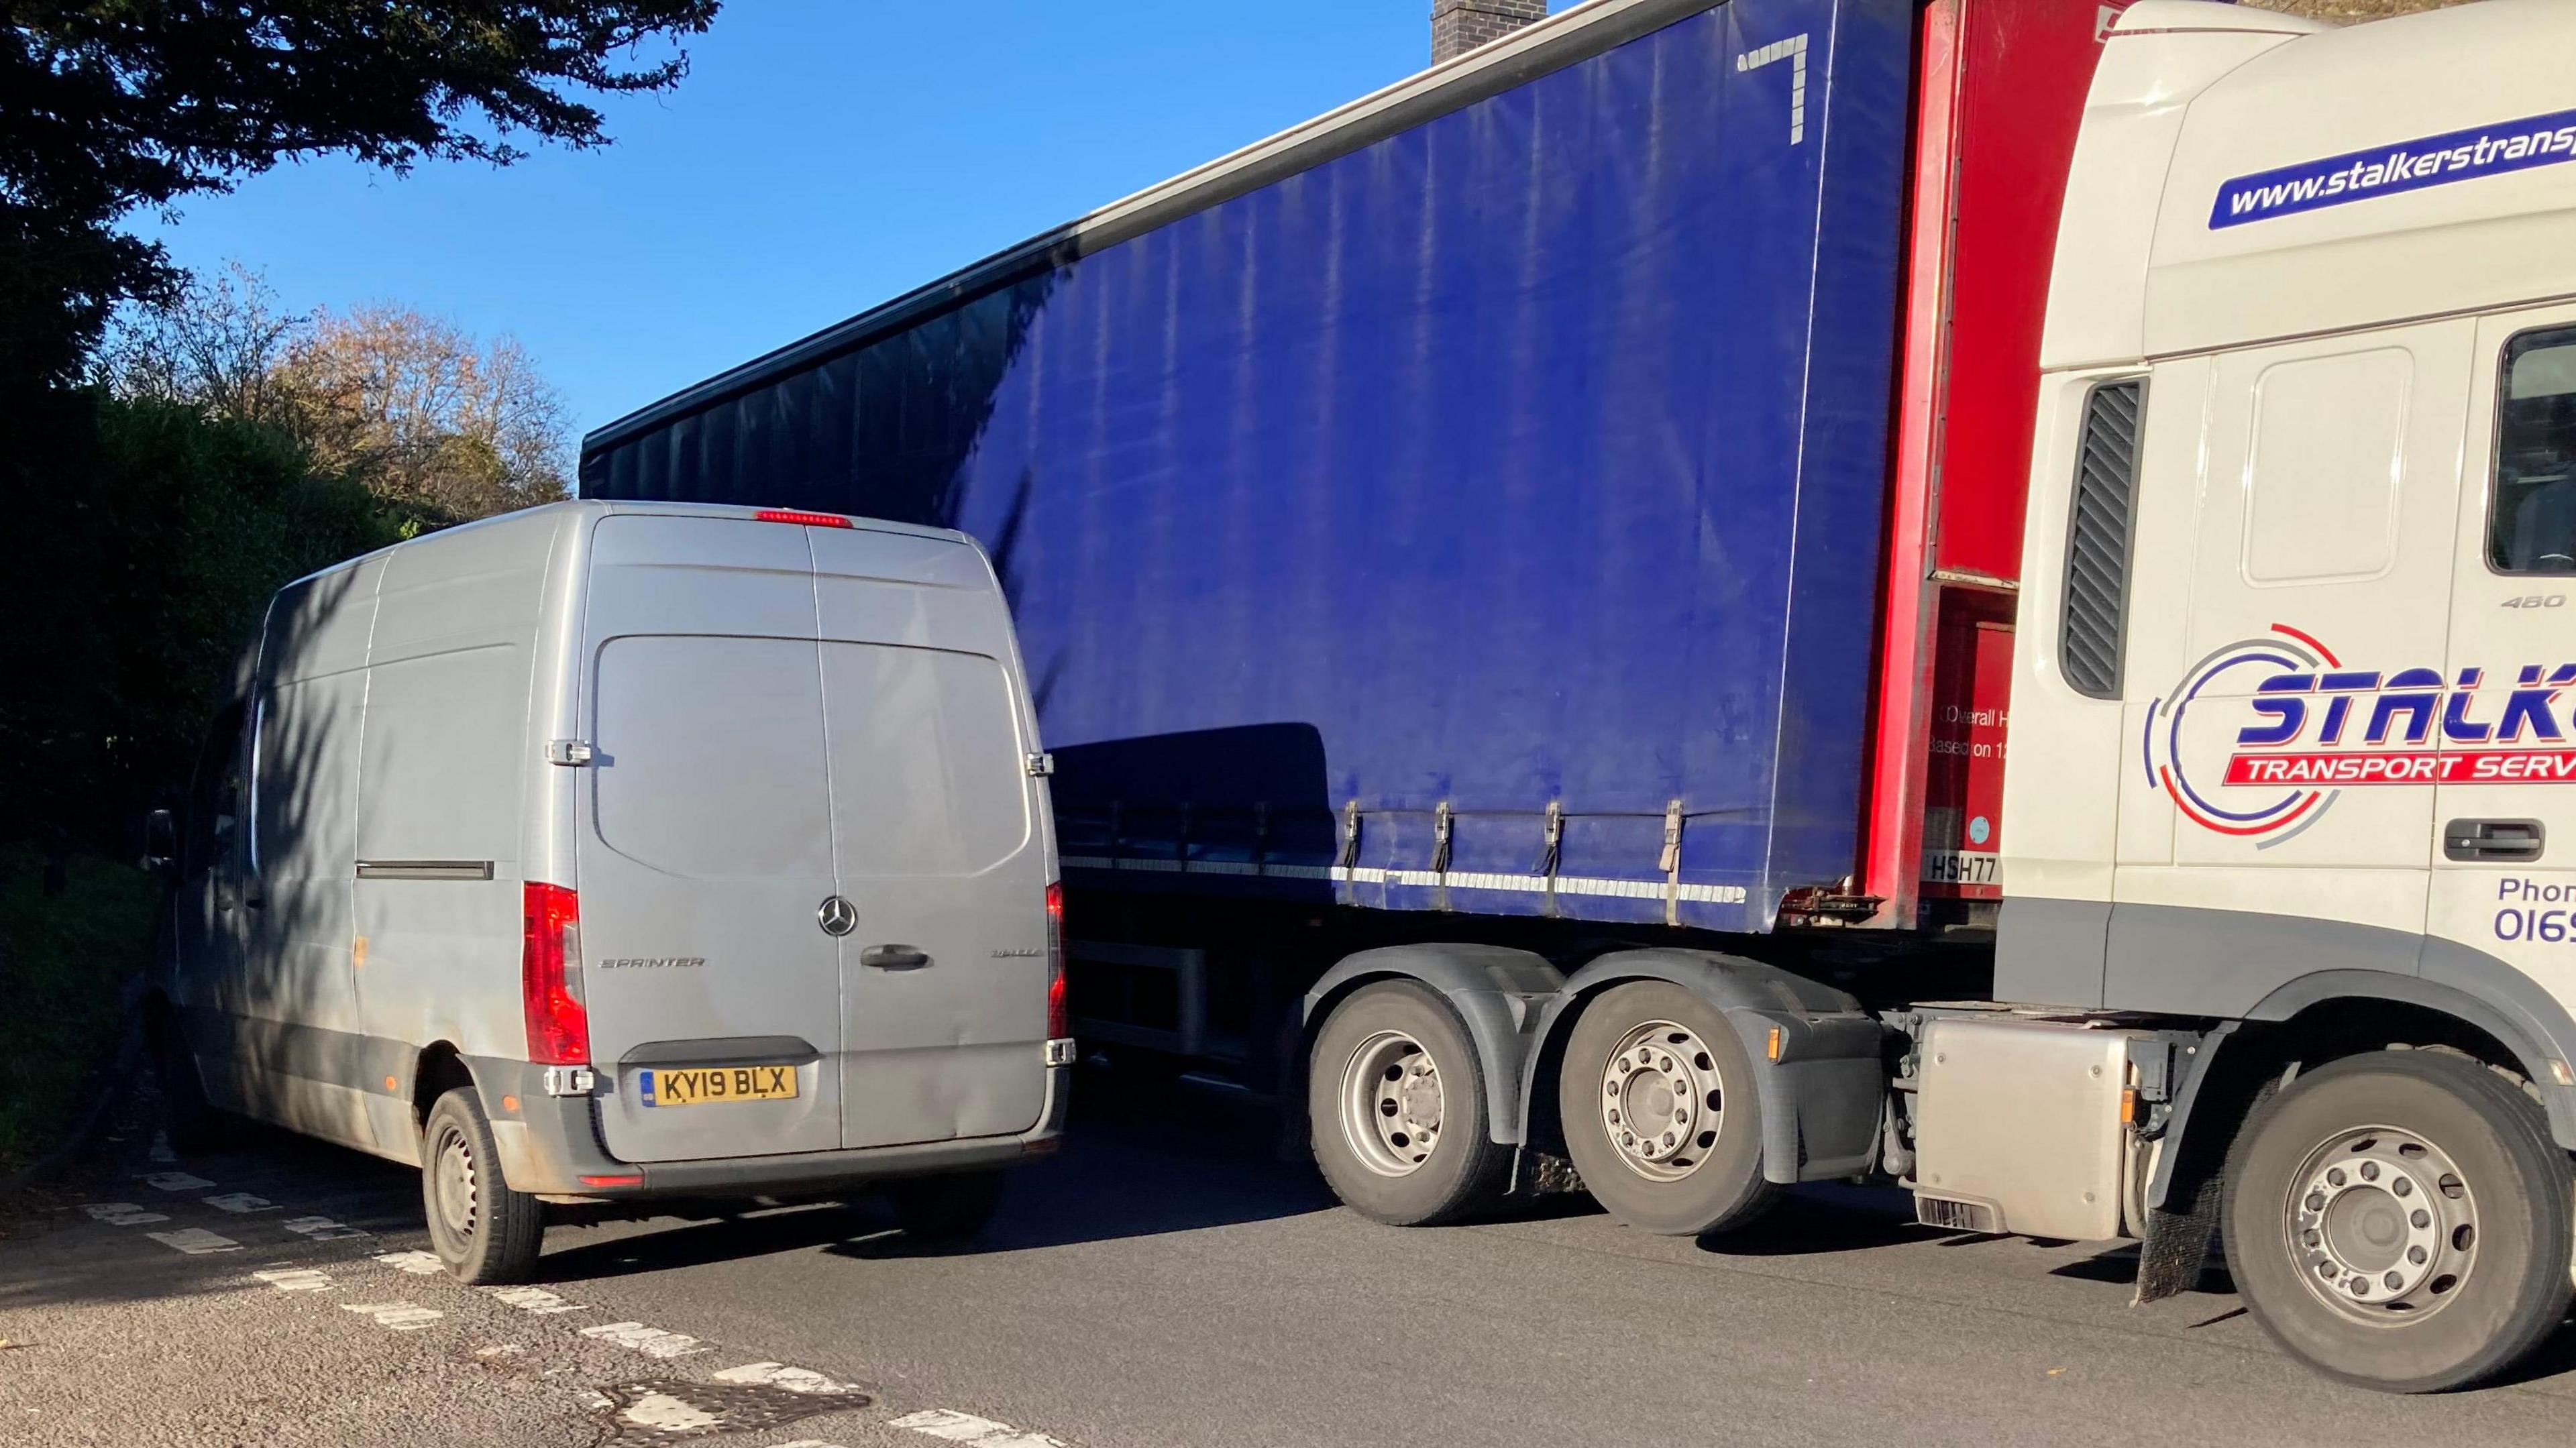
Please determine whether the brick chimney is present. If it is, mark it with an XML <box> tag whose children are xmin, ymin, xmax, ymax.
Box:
<box><xmin>1432</xmin><ymin>0</ymin><xmax>1546</xmax><ymax>64</ymax></box>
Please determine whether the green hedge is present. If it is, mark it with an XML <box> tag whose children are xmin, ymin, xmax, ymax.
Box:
<box><xmin>0</xmin><ymin>844</ymin><xmax>157</xmax><ymax>1167</ymax></box>
<box><xmin>0</xmin><ymin>390</ymin><xmax>401</xmax><ymax>850</ymax></box>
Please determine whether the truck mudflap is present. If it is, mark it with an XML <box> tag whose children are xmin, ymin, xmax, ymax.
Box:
<box><xmin>1529</xmin><ymin>950</ymin><xmax>1886</xmax><ymax>1184</ymax></box>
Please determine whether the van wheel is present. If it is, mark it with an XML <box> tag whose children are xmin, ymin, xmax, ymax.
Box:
<box><xmin>150</xmin><ymin>1013</ymin><xmax>227</xmax><ymax>1154</ymax></box>
<box><xmin>421</xmin><ymin>1087</ymin><xmax>545</xmax><ymax>1284</ymax></box>
<box><xmin>1558</xmin><ymin>981</ymin><xmax>1779</xmax><ymax>1237</ymax></box>
<box><xmin>890</xmin><ymin>1170</ymin><xmax>1007</xmax><ymax>1243</ymax></box>
<box><xmin>2222</xmin><ymin>1050</ymin><xmax>2575</xmax><ymax>1392</ymax></box>
<box><xmin>1307</xmin><ymin>980</ymin><xmax>1511</xmax><ymax>1226</ymax></box>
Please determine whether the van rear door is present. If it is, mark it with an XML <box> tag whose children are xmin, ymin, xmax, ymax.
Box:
<box><xmin>811</xmin><ymin>528</ymin><xmax>1052</xmax><ymax>1150</ymax></box>
<box><xmin>576</xmin><ymin>516</ymin><xmax>846</xmax><ymax>1163</ymax></box>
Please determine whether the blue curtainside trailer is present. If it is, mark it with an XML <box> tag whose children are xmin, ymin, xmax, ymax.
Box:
<box><xmin>580</xmin><ymin>0</ymin><xmax>1914</xmax><ymax>933</ymax></box>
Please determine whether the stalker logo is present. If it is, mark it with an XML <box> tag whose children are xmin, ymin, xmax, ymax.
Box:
<box><xmin>2143</xmin><ymin>624</ymin><xmax>2576</xmax><ymax>848</ymax></box>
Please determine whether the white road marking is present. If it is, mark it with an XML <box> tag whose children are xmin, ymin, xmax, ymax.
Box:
<box><xmin>375</xmin><ymin>1250</ymin><xmax>447</xmax><ymax>1276</ymax></box>
<box><xmin>487</xmin><ymin>1285</ymin><xmax>583</xmax><ymax>1315</ymax></box>
<box><xmin>578</xmin><ymin>1390</ymin><xmax>616</xmax><ymax>1410</ymax></box>
<box><xmin>341</xmin><ymin>1301</ymin><xmax>442</xmax><ymax>1331</ymax></box>
<box><xmin>82</xmin><ymin>1202</ymin><xmax>168</xmax><ymax>1225</ymax></box>
<box><xmin>252</xmin><ymin>1268</ymin><xmax>335</xmax><ymax>1292</ymax></box>
<box><xmin>141</xmin><ymin>1172</ymin><xmax>216</xmax><ymax>1192</ymax></box>
<box><xmin>712</xmin><ymin>1361</ymin><xmax>855</xmax><ymax>1394</ymax></box>
<box><xmin>202</xmin><ymin>1192</ymin><xmax>277</xmax><ymax>1213</ymax></box>
<box><xmin>621</xmin><ymin>1392</ymin><xmax>723</xmax><ymax>1431</ymax></box>
<box><xmin>146</xmin><ymin>1227</ymin><xmax>241</xmax><ymax>1255</ymax></box>
<box><xmin>474</xmin><ymin>1344</ymin><xmax>525</xmax><ymax>1358</ymax></box>
<box><xmin>890</xmin><ymin>1409</ymin><xmax>1067</xmax><ymax>1448</ymax></box>
<box><xmin>578</xmin><ymin>1322</ymin><xmax>703</xmax><ymax>1358</ymax></box>
<box><xmin>281</xmin><ymin>1215</ymin><xmax>369</xmax><ymax>1241</ymax></box>
<box><xmin>148</xmin><ymin>1131</ymin><xmax>176</xmax><ymax>1164</ymax></box>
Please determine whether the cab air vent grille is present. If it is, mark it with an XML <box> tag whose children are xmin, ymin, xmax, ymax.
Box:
<box><xmin>2060</xmin><ymin>379</ymin><xmax>2144</xmax><ymax>701</ymax></box>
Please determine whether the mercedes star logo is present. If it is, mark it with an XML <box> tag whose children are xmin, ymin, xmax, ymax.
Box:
<box><xmin>816</xmin><ymin>895</ymin><xmax>857</xmax><ymax>937</ymax></box>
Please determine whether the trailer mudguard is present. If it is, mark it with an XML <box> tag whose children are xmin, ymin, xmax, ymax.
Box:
<box><xmin>1524</xmin><ymin>949</ymin><xmax>1885</xmax><ymax>1184</ymax></box>
<box><xmin>1302</xmin><ymin>945</ymin><xmax>1568</xmax><ymax>1146</ymax></box>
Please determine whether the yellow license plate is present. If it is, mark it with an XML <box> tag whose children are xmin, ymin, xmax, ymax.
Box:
<box><xmin>636</xmin><ymin>1064</ymin><xmax>799</xmax><ymax>1108</ymax></box>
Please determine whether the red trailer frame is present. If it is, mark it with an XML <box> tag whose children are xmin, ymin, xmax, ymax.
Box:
<box><xmin>1862</xmin><ymin>0</ymin><xmax>2135</xmax><ymax>928</ymax></box>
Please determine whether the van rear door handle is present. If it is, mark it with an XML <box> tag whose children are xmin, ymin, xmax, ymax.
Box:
<box><xmin>860</xmin><ymin>944</ymin><xmax>930</xmax><ymax>970</ymax></box>
<box><xmin>2445</xmin><ymin>818</ymin><xmax>2546</xmax><ymax>862</ymax></box>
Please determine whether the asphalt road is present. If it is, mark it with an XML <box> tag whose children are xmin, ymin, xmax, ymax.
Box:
<box><xmin>11</xmin><ymin>1068</ymin><xmax>2576</xmax><ymax>1447</ymax></box>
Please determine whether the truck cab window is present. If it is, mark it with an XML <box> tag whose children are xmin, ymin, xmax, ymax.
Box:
<box><xmin>2490</xmin><ymin>327</ymin><xmax>2576</xmax><ymax>573</ymax></box>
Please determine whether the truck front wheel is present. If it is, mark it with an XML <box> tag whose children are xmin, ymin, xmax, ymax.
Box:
<box><xmin>2223</xmin><ymin>1050</ymin><xmax>2574</xmax><ymax>1392</ymax></box>
<box><xmin>1558</xmin><ymin>981</ymin><xmax>1778</xmax><ymax>1237</ymax></box>
<box><xmin>1308</xmin><ymin>981</ymin><xmax>1511</xmax><ymax>1225</ymax></box>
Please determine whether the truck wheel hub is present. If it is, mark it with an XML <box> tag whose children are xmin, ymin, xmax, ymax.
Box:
<box><xmin>1599</xmin><ymin>1021</ymin><xmax>1719</xmax><ymax>1182</ymax></box>
<box><xmin>2287</xmin><ymin>1125</ymin><xmax>2474</xmax><ymax>1319</ymax></box>
<box><xmin>1340</xmin><ymin>1031</ymin><xmax>1443</xmax><ymax>1178</ymax></box>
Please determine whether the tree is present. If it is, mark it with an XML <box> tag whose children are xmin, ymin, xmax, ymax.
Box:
<box><xmin>281</xmin><ymin>304</ymin><xmax>574</xmax><ymax>523</ymax></box>
<box><xmin>94</xmin><ymin>261</ymin><xmax>309</xmax><ymax>424</ymax></box>
<box><xmin>97</xmin><ymin>266</ymin><xmax>574</xmax><ymax>527</ymax></box>
<box><xmin>1</xmin><ymin>0</ymin><xmax>720</xmax><ymax>394</ymax></box>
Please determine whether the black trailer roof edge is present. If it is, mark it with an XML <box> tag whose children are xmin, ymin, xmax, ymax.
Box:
<box><xmin>580</xmin><ymin>0</ymin><xmax>1731</xmax><ymax>463</ymax></box>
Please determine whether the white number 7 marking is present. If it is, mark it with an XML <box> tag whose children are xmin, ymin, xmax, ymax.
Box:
<box><xmin>1735</xmin><ymin>33</ymin><xmax>1810</xmax><ymax>146</ymax></box>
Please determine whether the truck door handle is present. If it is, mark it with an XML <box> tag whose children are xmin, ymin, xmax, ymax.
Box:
<box><xmin>861</xmin><ymin>944</ymin><xmax>930</xmax><ymax>970</ymax></box>
<box><xmin>2445</xmin><ymin>818</ymin><xmax>2546</xmax><ymax>863</ymax></box>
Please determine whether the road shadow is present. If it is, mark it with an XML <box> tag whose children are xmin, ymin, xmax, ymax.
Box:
<box><xmin>0</xmin><ymin>1112</ymin><xmax>428</xmax><ymax>1312</ymax></box>
<box><xmin>1695</xmin><ymin>1182</ymin><xmax>1953</xmax><ymax>1258</ymax></box>
<box><xmin>539</xmin><ymin>1060</ymin><xmax>1339</xmax><ymax>1282</ymax></box>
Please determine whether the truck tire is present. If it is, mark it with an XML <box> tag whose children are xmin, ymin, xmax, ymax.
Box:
<box><xmin>1558</xmin><ymin>981</ymin><xmax>1779</xmax><ymax>1237</ymax></box>
<box><xmin>890</xmin><ymin>1169</ymin><xmax>1008</xmax><ymax>1243</ymax></box>
<box><xmin>2222</xmin><ymin>1049</ymin><xmax>2575</xmax><ymax>1392</ymax></box>
<box><xmin>1308</xmin><ymin>980</ymin><xmax>1511</xmax><ymax>1225</ymax></box>
<box><xmin>421</xmin><ymin>1087</ymin><xmax>546</xmax><ymax>1285</ymax></box>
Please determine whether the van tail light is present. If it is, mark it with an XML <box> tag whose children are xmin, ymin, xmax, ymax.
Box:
<box><xmin>1044</xmin><ymin>880</ymin><xmax>1067</xmax><ymax>1040</ymax></box>
<box><xmin>523</xmin><ymin>882</ymin><xmax>590</xmax><ymax>1066</ymax></box>
<box><xmin>753</xmin><ymin>508</ymin><xmax>854</xmax><ymax>528</ymax></box>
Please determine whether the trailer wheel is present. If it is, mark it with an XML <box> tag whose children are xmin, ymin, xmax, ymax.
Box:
<box><xmin>1308</xmin><ymin>981</ymin><xmax>1510</xmax><ymax>1225</ymax></box>
<box><xmin>1559</xmin><ymin>981</ymin><xmax>1778</xmax><ymax>1237</ymax></box>
<box><xmin>421</xmin><ymin>1087</ymin><xmax>546</xmax><ymax>1284</ymax></box>
<box><xmin>2222</xmin><ymin>1049</ymin><xmax>2574</xmax><ymax>1392</ymax></box>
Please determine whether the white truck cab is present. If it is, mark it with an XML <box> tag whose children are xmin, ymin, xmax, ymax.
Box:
<box><xmin>1983</xmin><ymin>0</ymin><xmax>2576</xmax><ymax>1389</ymax></box>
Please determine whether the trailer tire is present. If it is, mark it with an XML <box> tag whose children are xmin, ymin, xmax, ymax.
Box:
<box><xmin>1308</xmin><ymin>981</ymin><xmax>1511</xmax><ymax>1226</ymax></box>
<box><xmin>1560</xmin><ymin>981</ymin><xmax>1779</xmax><ymax>1237</ymax></box>
<box><xmin>421</xmin><ymin>1087</ymin><xmax>546</xmax><ymax>1285</ymax></box>
<box><xmin>2222</xmin><ymin>1049</ymin><xmax>2574</xmax><ymax>1392</ymax></box>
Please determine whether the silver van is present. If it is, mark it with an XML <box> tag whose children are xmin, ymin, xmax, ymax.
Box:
<box><xmin>148</xmin><ymin>500</ymin><xmax>1071</xmax><ymax>1281</ymax></box>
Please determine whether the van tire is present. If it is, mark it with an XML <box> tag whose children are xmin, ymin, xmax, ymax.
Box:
<box><xmin>890</xmin><ymin>1170</ymin><xmax>1007</xmax><ymax>1243</ymax></box>
<box><xmin>2222</xmin><ymin>1049</ymin><xmax>2575</xmax><ymax>1392</ymax></box>
<box><xmin>421</xmin><ymin>1087</ymin><xmax>545</xmax><ymax>1284</ymax></box>
<box><xmin>1558</xmin><ymin>981</ymin><xmax>1780</xmax><ymax>1237</ymax></box>
<box><xmin>1307</xmin><ymin>980</ymin><xmax>1512</xmax><ymax>1226</ymax></box>
<box><xmin>151</xmin><ymin>1012</ymin><xmax>227</xmax><ymax>1155</ymax></box>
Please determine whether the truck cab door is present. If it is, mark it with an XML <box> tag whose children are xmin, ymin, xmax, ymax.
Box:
<box><xmin>2431</xmin><ymin>309</ymin><xmax>2576</xmax><ymax>1018</ymax></box>
<box><xmin>2108</xmin><ymin>319</ymin><xmax>2475</xmax><ymax>1013</ymax></box>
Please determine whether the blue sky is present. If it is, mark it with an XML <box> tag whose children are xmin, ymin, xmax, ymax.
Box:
<box><xmin>133</xmin><ymin>2</ymin><xmax>1432</xmax><ymax>442</ymax></box>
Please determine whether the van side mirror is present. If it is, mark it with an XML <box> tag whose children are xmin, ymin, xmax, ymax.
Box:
<box><xmin>142</xmin><ymin>808</ymin><xmax>177</xmax><ymax>877</ymax></box>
